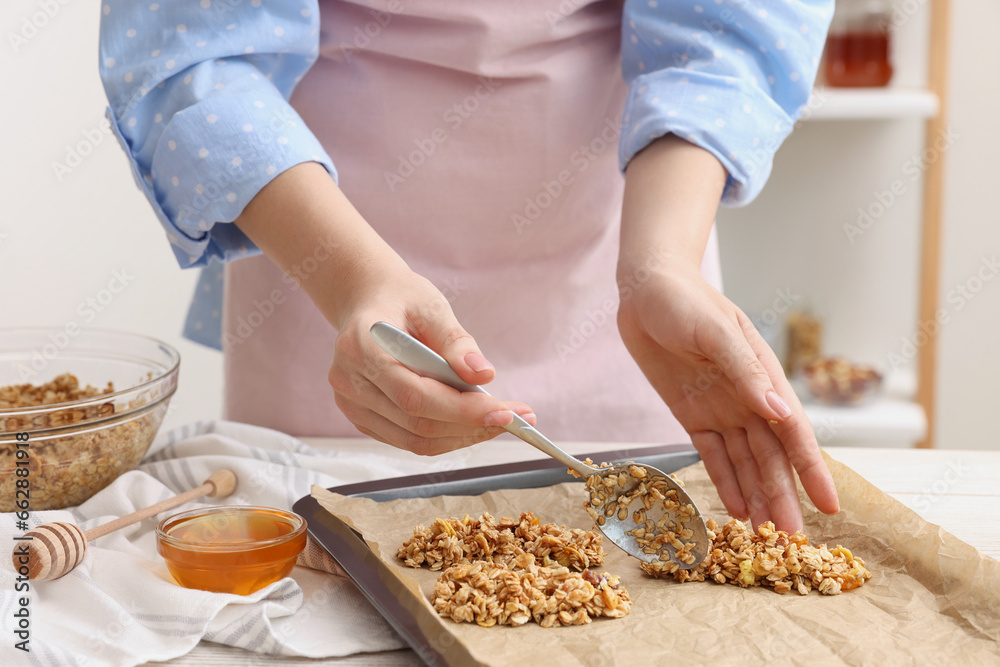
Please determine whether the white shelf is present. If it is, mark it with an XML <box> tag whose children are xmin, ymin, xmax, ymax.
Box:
<box><xmin>804</xmin><ymin>88</ymin><xmax>939</xmax><ymax>121</ymax></box>
<box><xmin>803</xmin><ymin>397</ymin><xmax>927</xmax><ymax>447</ymax></box>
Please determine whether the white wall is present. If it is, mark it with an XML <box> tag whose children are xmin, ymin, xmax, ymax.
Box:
<box><xmin>1</xmin><ymin>1</ymin><xmax>995</xmax><ymax>448</ymax></box>
<box><xmin>1</xmin><ymin>0</ymin><xmax>222</xmax><ymax>432</ymax></box>
<box><xmin>935</xmin><ymin>1</ymin><xmax>1000</xmax><ymax>450</ymax></box>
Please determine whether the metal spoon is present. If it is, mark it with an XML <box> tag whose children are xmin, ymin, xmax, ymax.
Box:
<box><xmin>369</xmin><ymin>321</ymin><xmax>709</xmax><ymax>569</ymax></box>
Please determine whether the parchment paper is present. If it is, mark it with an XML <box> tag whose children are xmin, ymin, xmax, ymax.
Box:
<box><xmin>313</xmin><ymin>452</ymin><xmax>1000</xmax><ymax>666</ymax></box>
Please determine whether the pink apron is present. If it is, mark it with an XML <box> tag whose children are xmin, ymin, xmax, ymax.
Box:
<box><xmin>223</xmin><ymin>0</ymin><xmax>723</xmax><ymax>442</ymax></box>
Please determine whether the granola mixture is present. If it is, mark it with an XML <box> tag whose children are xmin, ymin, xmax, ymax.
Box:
<box><xmin>0</xmin><ymin>373</ymin><xmax>114</xmax><ymax>408</ymax></box>
<box><xmin>400</xmin><ymin>512</ymin><xmax>630</xmax><ymax>627</ymax></box>
<box><xmin>433</xmin><ymin>552</ymin><xmax>631</xmax><ymax>628</ymax></box>
<box><xmin>643</xmin><ymin>517</ymin><xmax>873</xmax><ymax>595</ymax></box>
<box><xmin>577</xmin><ymin>459</ymin><xmax>701</xmax><ymax>566</ymax></box>
<box><xmin>0</xmin><ymin>374</ymin><xmax>163</xmax><ymax>511</ymax></box>
<box><xmin>398</xmin><ymin>511</ymin><xmax>604</xmax><ymax>571</ymax></box>
<box><xmin>1</xmin><ymin>373</ymin><xmax>115</xmax><ymax>431</ymax></box>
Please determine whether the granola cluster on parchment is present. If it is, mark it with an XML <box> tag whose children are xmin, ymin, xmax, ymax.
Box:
<box><xmin>398</xmin><ymin>511</ymin><xmax>604</xmax><ymax>571</ymax></box>
<box><xmin>644</xmin><ymin>517</ymin><xmax>873</xmax><ymax>595</ymax></box>
<box><xmin>432</xmin><ymin>552</ymin><xmax>630</xmax><ymax>628</ymax></box>
<box><xmin>575</xmin><ymin>459</ymin><xmax>873</xmax><ymax>596</ymax></box>
<box><xmin>398</xmin><ymin>512</ymin><xmax>630</xmax><ymax>627</ymax></box>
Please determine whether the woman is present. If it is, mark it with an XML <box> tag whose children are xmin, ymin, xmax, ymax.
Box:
<box><xmin>99</xmin><ymin>0</ymin><xmax>838</xmax><ymax>532</ymax></box>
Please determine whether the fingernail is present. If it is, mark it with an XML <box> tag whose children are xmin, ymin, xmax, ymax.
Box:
<box><xmin>465</xmin><ymin>352</ymin><xmax>493</xmax><ymax>373</ymax></box>
<box><xmin>766</xmin><ymin>390</ymin><xmax>793</xmax><ymax>419</ymax></box>
<box><xmin>483</xmin><ymin>410</ymin><xmax>512</xmax><ymax>426</ymax></box>
<box><xmin>521</xmin><ymin>412</ymin><xmax>537</xmax><ymax>425</ymax></box>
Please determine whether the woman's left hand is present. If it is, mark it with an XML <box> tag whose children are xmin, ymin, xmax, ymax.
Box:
<box><xmin>619</xmin><ymin>134</ymin><xmax>839</xmax><ymax>533</ymax></box>
<box><xmin>617</xmin><ymin>260</ymin><xmax>838</xmax><ymax>532</ymax></box>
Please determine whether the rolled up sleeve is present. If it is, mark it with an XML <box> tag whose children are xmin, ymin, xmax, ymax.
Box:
<box><xmin>99</xmin><ymin>0</ymin><xmax>336</xmax><ymax>268</ymax></box>
<box><xmin>619</xmin><ymin>0</ymin><xmax>833</xmax><ymax>206</ymax></box>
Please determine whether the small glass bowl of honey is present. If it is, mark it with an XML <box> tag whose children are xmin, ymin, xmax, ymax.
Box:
<box><xmin>156</xmin><ymin>505</ymin><xmax>307</xmax><ymax>595</ymax></box>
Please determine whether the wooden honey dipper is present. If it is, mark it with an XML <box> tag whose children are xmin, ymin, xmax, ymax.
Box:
<box><xmin>13</xmin><ymin>469</ymin><xmax>237</xmax><ymax>581</ymax></box>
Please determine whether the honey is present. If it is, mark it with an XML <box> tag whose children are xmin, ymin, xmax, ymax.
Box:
<box><xmin>823</xmin><ymin>0</ymin><xmax>893</xmax><ymax>88</ymax></box>
<box><xmin>824</xmin><ymin>32</ymin><xmax>893</xmax><ymax>87</ymax></box>
<box><xmin>156</xmin><ymin>506</ymin><xmax>307</xmax><ymax>595</ymax></box>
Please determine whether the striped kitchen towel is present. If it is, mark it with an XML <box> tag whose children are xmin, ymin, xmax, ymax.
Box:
<box><xmin>0</xmin><ymin>420</ymin><xmax>468</xmax><ymax>666</ymax></box>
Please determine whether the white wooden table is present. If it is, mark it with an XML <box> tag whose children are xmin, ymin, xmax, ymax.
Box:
<box><xmin>149</xmin><ymin>443</ymin><xmax>1000</xmax><ymax>666</ymax></box>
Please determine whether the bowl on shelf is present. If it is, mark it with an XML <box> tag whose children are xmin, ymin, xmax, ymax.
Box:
<box><xmin>0</xmin><ymin>328</ymin><xmax>180</xmax><ymax>511</ymax></box>
<box><xmin>802</xmin><ymin>357</ymin><xmax>882</xmax><ymax>406</ymax></box>
<box><xmin>156</xmin><ymin>505</ymin><xmax>307</xmax><ymax>595</ymax></box>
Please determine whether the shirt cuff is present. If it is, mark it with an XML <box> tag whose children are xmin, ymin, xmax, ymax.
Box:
<box><xmin>619</xmin><ymin>69</ymin><xmax>799</xmax><ymax>207</ymax></box>
<box><xmin>108</xmin><ymin>93</ymin><xmax>336</xmax><ymax>268</ymax></box>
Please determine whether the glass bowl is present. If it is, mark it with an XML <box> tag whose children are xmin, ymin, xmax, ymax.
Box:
<box><xmin>802</xmin><ymin>357</ymin><xmax>882</xmax><ymax>406</ymax></box>
<box><xmin>156</xmin><ymin>505</ymin><xmax>307</xmax><ymax>595</ymax></box>
<box><xmin>0</xmin><ymin>328</ymin><xmax>179</xmax><ymax>510</ymax></box>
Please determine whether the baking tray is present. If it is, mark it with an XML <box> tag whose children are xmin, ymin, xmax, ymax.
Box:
<box><xmin>293</xmin><ymin>444</ymin><xmax>699</xmax><ymax>667</ymax></box>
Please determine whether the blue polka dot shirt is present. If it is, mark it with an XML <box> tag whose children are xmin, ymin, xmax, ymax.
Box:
<box><xmin>99</xmin><ymin>0</ymin><xmax>833</xmax><ymax>349</ymax></box>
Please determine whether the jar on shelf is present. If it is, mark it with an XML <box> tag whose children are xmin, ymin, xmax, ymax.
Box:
<box><xmin>823</xmin><ymin>0</ymin><xmax>893</xmax><ymax>87</ymax></box>
<box><xmin>785</xmin><ymin>310</ymin><xmax>823</xmax><ymax>376</ymax></box>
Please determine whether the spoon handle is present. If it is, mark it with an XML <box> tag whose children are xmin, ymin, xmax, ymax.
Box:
<box><xmin>370</xmin><ymin>322</ymin><xmax>597</xmax><ymax>477</ymax></box>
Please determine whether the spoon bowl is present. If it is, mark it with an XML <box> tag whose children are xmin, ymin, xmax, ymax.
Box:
<box><xmin>579</xmin><ymin>461</ymin><xmax>709</xmax><ymax>567</ymax></box>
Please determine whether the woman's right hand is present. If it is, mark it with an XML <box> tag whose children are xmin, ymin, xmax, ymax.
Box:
<box><xmin>328</xmin><ymin>268</ymin><xmax>536</xmax><ymax>455</ymax></box>
<box><xmin>234</xmin><ymin>162</ymin><xmax>533</xmax><ymax>456</ymax></box>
